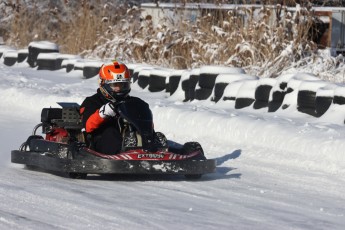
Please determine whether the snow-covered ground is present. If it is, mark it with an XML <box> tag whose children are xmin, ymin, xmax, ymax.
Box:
<box><xmin>0</xmin><ymin>60</ymin><xmax>345</xmax><ymax>230</ymax></box>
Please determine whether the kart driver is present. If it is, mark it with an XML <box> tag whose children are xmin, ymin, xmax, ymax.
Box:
<box><xmin>80</xmin><ymin>61</ymin><xmax>134</xmax><ymax>155</ymax></box>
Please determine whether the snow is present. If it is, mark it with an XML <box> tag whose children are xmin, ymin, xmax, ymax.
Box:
<box><xmin>28</xmin><ymin>41</ymin><xmax>59</xmax><ymax>50</ymax></box>
<box><xmin>2</xmin><ymin>50</ymin><xmax>18</xmax><ymax>58</ymax></box>
<box><xmin>17</xmin><ymin>48</ymin><xmax>29</xmax><ymax>54</ymax></box>
<box><xmin>199</xmin><ymin>65</ymin><xmax>245</xmax><ymax>75</ymax></box>
<box><xmin>0</xmin><ymin>59</ymin><xmax>345</xmax><ymax>229</ymax></box>
<box><xmin>37</xmin><ymin>52</ymin><xmax>60</xmax><ymax>60</ymax></box>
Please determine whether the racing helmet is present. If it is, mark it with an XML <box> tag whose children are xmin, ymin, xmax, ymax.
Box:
<box><xmin>99</xmin><ymin>61</ymin><xmax>131</xmax><ymax>101</ymax></box>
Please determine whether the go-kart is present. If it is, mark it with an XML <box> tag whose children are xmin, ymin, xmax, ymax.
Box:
<box><xmin>11</xmin><ymin>97</ymin><xmax>216</xmax><ymax>179</ymax></box>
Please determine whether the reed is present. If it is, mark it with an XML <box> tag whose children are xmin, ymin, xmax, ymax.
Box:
<box><xmin>5</xmin><ymin>0</ymin><xmax>324</xmax><ymax>77</ymax></box>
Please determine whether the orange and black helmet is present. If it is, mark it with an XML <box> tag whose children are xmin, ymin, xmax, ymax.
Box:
<box><xmin>99</xmin><ymin>61</ymin><xmax>131</xmax><ymax>101</ymax></box>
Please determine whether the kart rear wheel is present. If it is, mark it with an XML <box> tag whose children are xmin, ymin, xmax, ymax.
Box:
<box><xmin>185</xmin><ymin>174</ymin><xmax>202</xmax><ymax>179</ymax></box>
<box><xmin>68</xmin><ymin>172</ymin><xmax>87</xmax><ymax>179</ymax></box>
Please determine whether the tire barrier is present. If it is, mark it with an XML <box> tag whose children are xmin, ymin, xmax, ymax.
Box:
<box><xmin>188</xmin><ymin>68</ymin><xmax>200</xmax><ymax>101</ymax></box>
<box><xmin>3</xmin><ymin>50</ymin><xmax>18</xmax><ymax>66</ymax></box>
<box><xmin>268</xmin><ymin>73</ymin><xmax>295</xmax><ymax>112</ymax></box>
<box><xmin>216</xmin><ymin>74</ymin><xmax>258</xmax><ymax>102</ymax></box>
<box><xmin>56</xmin><ymin>54</ymin><xmax>80</xmax><ymax>70</ymax></box>
<box><xmin>331</xmin><ymin>85</ymin><xmax>345</xmax><ymax>106</ymax></box>
<box><xmin>2</xmin><ymin>40</ymin><xmax>345</xmax><ymax>121</ymax></box>
<box><xmin>195</xmin><ymin>66</ymin><xmax>245</xmax><ymax>101</ymax></box>
<box><xmin>0</xmin><ymin>46</ymin><xmax>13</xmax><ymax>59</ymax></box>
<box><xmin>73</xmin><ymin>60</ymin><xmax>85</xmax><ymax>71</ymax></box>
<box><xmin>253</xmin><ymin>78</ymin><xmax>276</xmax><ymax>109</ymax></box>
<box><xmin>17</xmin><ymin>49</ymin><xmax>28</xmax><ymax>63</ymax></box>
<box><xmin>131</xmin><ymin>65</ymin><xmax>153</xmax><ymax>83</ymax></box>
<box><xmin>37</xmin><ymin>53</ymin><xmax>60</xmax><ymax>70</ymax></box>
<box><xmin>27</xmin><ymin>41</ymin><xmax>59</xmax><ymax>68</ymax></box>
<box><xmin>315</xmin><ymin>85</ymin><xmax>336</xmax><ymax>117</ymax></box>
<box><xmin>166</xmin><ymin>69</ymin><xmax>185</xmax><ymax>95</ymax></box>
<box><xmin>279</xmin><ymin>74</ymin><xmax>320</xmax><ymax>111</ymax></box>
<box><xmin>222</xmin><ymin>81</ymin><xmax>245</xmax><ymax>102</ymax></box>
<box><xmin>269</xmin><ymin>73</ymin><xmax>320</xmax><ymax>112</ymax></box>
<box><xmin>149</xmin><ymin>69</ymin><xmax>171</xmax><ymax>92</ymax></box>
<box><xmin>235</xmin><ymin>80</ymin><xmax>258</xmax><ymax>109</ymax></box>
<box><xmin>61</xmin><ymin>58</ymin><xmax>81</xmax><ymax>73</ymax></box>
<box><xmin>83</xmin><ymin>61</ymin><xmax>103</xmax><ymax>79</ymax></box>
<box><xmin>213</xmin><ymin>82</ymin><xmax>229</xmax><ymax>102</ymax></box>
<box><xmin>168</xmin><ymin>74</ymin><xmax>181</xmax><ymax>95</ymax></box>
<box><xmin>137</xmin><ymin>69</ymin><xmax>151</xmax><ymax>89</ymax></box>
<box><xmin>297</xmin><ymin>81</ymin><xmax>330</xmax><ymax>116</ymax></box>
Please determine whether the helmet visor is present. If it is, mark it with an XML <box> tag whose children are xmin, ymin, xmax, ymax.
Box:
<box><xmin>108</xmin><ymin>82</ymin><xmax>131</xmax><ymax>93</ymax></box>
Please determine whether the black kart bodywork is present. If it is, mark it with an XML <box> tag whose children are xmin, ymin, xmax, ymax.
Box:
<box><xmin>11</xmin><ymin>98</ymin><xmax>216</xmax><ymax>179</ymax></box>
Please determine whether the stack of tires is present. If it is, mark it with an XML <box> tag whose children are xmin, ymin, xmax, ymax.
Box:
<box><xmin>235</xmin><ymin>79</ymin><xmax>259</xmax><ymax>109</ymax></box>
<box><xmin>0</xmin><ymin>45</ymin><xmax>13</xmax><ymax>59</ymax></box>
<box><xmin>268</xmin><ymin>73</ymin><xmax>296</xmax><ymax>112</ymax></box>
<box><xmin>222</xmin><ymin>80</ymin><xmax>246</xmax><ymax>104</ymax></box>
<box><xmin>253</xmin><ymin>78</ymin><xmax>277</xmax><ymax>109</ymax></box>
<box><xmin>56</xmin><ymin>54</ymin><xmax>80</xmax><ymax>70</ymax></box>
<box><xmin>333</xmin><ymin>87</ymin><xmax>345</xmax><ymax>106</ymax></box>
<box><xmin>82</xmin><ymin>60</ymin><xmax>103</xmax><ymax>79</ymax></box>
<box><xmin>187</xmin><ymin>68</ymin><xmax>200</xmax><ymax>101</ymax></box>
<box><xmin>195</xmin><ymin>66</ymin><xmax>245</xmax><ymax>101</ymax></box>
<box><xmin>17</xmin><ymin>49</ymin><xmax>29</xmax><ymax>63</ymax></box>
<box><xmin>212</xmin><ymin>73</ymin><xmax>257</xmax><ymax>103</ymax></box>
<box><xmin>3</xmin><ymin>50</ymin><xmax>17</xmax><ymax>66</ymax></box>
<box><xmin>315</xmin><ymin>84</ymin><xmax>337</xmax><ymax>117</ymax></box>
<box><xmin>137</xmin><ymin>68</ymin><xmax>152</xmax><ymax>89</ymax></box>
<box><xmin>27</xmin><ymin>41</ymin><xmax>59</xmax><ymax>68</ymax></box>
<box><xmin>297</xmin><ymin>80</ymin><xmax>330</xmax><ymax>117</ymax></box>
<box><xmin>37</xmin><ymin>53</ymin><xmax>60</xmax><ymax>70</ymax></box>
<box><xmin>279</xmin><ymin>74</ymin><xmax>319</xmax><ymax>111</ymax></box>
<box><xmin>61</xmin><ymin>58</ymin><xmax>81</xmax><ymax>73</ymax></box>
<box><xmin>131</xmin><ymin>65</ymin><xmax>153</xmax><ymax>83</ymax></box>
<box><xmin>167</xmin><ymin>69</ymin><xmax>185</xmax><ymax>96</ymax></box>
<box><xmin>148</xmin><ymin>68</ymin><xmax>171</xmax><ymax>92</ymax></box>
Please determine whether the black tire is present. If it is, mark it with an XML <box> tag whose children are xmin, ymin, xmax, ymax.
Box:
<box><xmin>198</xmin><ymin>73</ymin><xmax>218</xmax><ymax>89</ymax></box>
<box><xmin>297</xmin><ymin>90</ymin><xmax>317</xmax><ymax>116</ymax></box>
<box><xmin>132</xmin><ymin>71</ymin><xmax>140</xmax><ymax>83</ymax></box>
<box><xmin>235</xmin><ymin>98</ymin><xmax>255</xmax><ymax>109</ymax></box>
<box><xmin>188</xmin><ymin>74</ymin><xmax>199</xmax><ymax>101</ymax></box>
<box><xmin>253</xmin><ymin>100</ymin><xmax>268</xmax><ymax>109</ymax></box>
<box><xmin>315</xmin><ymin>96</ymin><xmax>333</xmax><ymax>117</ymax></box>
<box><xmin>185</xmin><ymin>174</ymin><xmax>202</xmax><ymax>179</ymax></box>
<box><xmin>268</xmin><ymin>90</ymin><xmax>286</xmax><ymax>112</ymax></box>
<box><xmin>83</xmin><ymin>66</ymin><xmax>100</xmax><ymax>79</ymax></box>
<box><xmin>137</xmin><ymin>75</ymin><xmax>150</xmax><ymax>89</ymax></box>
<box><xmin>333</xmin><ymin>96</ymin><xmax>345</xmax><ymax>105</ymax></box>
<box><xmin>3</xmin><ymin>57</ymin><xmax>17</xmax><ymax>66</ymax></box>
<box><xmin>181</xmin><ymin>142</ymin><xmax>206</xmax><ymax>160</ymax></box>
<box><xmin>181</xmin><ymin>79</ymin><xmax>190</xmax><ymax>101</ymax></box>
<box><xmin>255</xmin><ymin>85</ymin><xmax>272</xmax><ymax>102</ymax></box>
<box><xmin>37</xmin><ymin>59</ymin><xmax>58</xmax><ymax>70</ymax></box>
<box><xmin>223</xmin><ymin>96</ymin><xmax>236</xmax><ymax>101</ymax></box>
<box><xmin>182</xmin><ymin>142</ymin><xmax>205</xmax><ymax>179</ymax></box>
<box><xmin>168</xmin><ymin>75</ymin><xmax>181</xmax><ymax>95</ymax></box>
<box><xmin>66</xmin><ymin>64</ymin><xmax>74</xmax><ymax>72</ymax></box>
<box><xmin>212</xmin><ymin>82</ymin><xmax>229</xmax><ymax>102</ymax></box>
<box><xmin>17</xmin><ymin>53</ymin><xmax>28</xmax><ymax>63</ymax></box>
<box><xmin>148</xmin><ymin>75</ymin><xmax>166</xmax><ymax>92</ymax></box>
<box><xmin>195</xmin><ymin>88</ymin><xmax>213</xmax><ymax>100</ymax></box>
<box><xmin>27</xmin><ymin>46</ymin><xmax>58</xmax><ymax>68</ymax></box>
<box><xmin>69</xmin><ymin>173</ymin><xmax>87</xmax><ymax>179</ymax></box>
<box><xmin>253</xmin><ymin>84</ymin><xmax>273</xmax><ymax>109</ymax></box>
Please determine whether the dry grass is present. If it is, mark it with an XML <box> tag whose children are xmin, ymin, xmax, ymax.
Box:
<box><xmin>4</xmin><ymin>0</ymin><xmax>326</xmax><ymax>77</ymax></box>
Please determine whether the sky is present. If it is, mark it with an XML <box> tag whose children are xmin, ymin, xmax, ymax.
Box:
<box><xmin>0</xmin><ymin>55</ymin><xmax>345</xmax><ymax>229</ymax></box>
